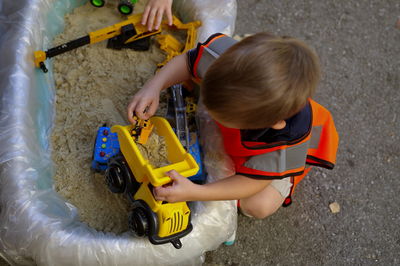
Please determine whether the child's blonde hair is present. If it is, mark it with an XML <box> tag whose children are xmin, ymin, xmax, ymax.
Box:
<box><xmin>202</xmin><ymin>32</ymin><xmax>320</xmax><ymax>129</ymax></box>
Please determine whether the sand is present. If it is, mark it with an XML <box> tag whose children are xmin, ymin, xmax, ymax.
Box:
<box><xmin>51</xmin><ymin>1</ymin><xmax>169</xmax><ymax>234</ymax></box>
<box><xmin>137</xmin><ymin>133</ymin><xmax>169</xmax><ymax>168</ymax></box>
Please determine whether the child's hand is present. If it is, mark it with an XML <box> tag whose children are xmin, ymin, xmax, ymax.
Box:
<box><xmin>127</xmin><ymin>85</ymin><xmax>160</xmax><ymax>123</ymax></box>
<box><xmin>153</xmin><ymin>170</ymin><xmax>196</xmax><ymax>203</ymax></box>
<box><xmin>127</xmin><ymin>53</ymin><xmax>190</xmax><ymax>123</ymax></box>
<box><xmin>142</xmin><ymin>0</ymin><xmax>173</xmax><ymax>31</ymax></box>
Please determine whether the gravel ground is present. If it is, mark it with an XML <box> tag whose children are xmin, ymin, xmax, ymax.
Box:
<box><xmin>204</xmin><ymin>0</ymin><xmax>400</xmax><ymax>265</ymax></box>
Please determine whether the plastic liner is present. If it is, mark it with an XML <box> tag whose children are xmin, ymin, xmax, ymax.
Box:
<box><xmin>0</xmin><ymin>0</ymin><xmax>237</xmax><ymax>265</ymax></box>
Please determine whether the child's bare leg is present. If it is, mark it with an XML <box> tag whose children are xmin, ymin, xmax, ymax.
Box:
<box><xmin>240</xmin><ymin>184</ymin><xmax>286</xmax><ymax>219</ymax></box>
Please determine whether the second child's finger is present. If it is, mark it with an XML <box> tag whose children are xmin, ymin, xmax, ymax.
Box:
<box><xmin>147</xmin><ymin>9</ymin><xmax>157</xmax><ymax>31</ymax></box>
<box><xmin>154</xmin><ymin>9</ymin><xmax>163</xmax><ymax>30</ymax></box>
<box><xmin>141</xmin><ymin>6</ymin><xmax>151</xmax><ymax>25</ymax></box>
<box><xmin>166</xmin><ymin>8</ymin><xmax>173</xmax><ymax>26</ymax></box>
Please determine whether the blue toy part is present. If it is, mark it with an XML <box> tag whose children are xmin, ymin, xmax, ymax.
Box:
<box><xmin>92</xmin><ymin>127</ymin><xmax>120</xmax><ymax>172</ymax></box>
<box><xmin>187</xmin><ymin>133</ymin><xmax>206</xmax><ymax>184</ymax></box>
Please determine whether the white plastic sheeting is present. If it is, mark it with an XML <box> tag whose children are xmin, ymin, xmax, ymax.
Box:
<box><xmin>0</xmin><ymin>0</ymin><xmax>237</xmax><ymax>265</ymax></box>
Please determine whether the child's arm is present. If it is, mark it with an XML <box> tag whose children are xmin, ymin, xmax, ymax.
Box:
<box><xmin>153</xmin><ymin>170</ymin><xmax>272</xmax><ymax>203</ymax></box>
<box><xmin>141</xmin><ymin>0</ymin><xmax>173</xmax><ymax>31</ymax></box>
<box><xmin>126</xmin><ymin>53</ymin><xmax>190</xmax><ymax>123</ymax></box>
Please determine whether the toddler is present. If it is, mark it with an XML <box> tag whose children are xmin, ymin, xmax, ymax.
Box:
<box><xmin>127</xmin><ymin>32</ymin><xmax>339</xmax><ymax>219</ymax></box>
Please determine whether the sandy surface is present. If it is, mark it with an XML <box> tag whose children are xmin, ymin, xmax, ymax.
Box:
<box><xmin>51</xmin><ymin>1</ymin><xmax>167</xmax><ymax>234</ymax></box>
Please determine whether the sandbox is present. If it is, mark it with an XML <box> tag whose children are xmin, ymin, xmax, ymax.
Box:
<box><xmin>0</xmin><ymin>0</ymin><xmax>237</xmax><ymax>265</ymax></box>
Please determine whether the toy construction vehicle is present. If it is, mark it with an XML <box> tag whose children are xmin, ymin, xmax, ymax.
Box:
<box><xmin>91</xmin><ymin>118</ymin><xmax>152</xmax><ymax>173</ymax></box>
<box><xmin>166</xmin><ymin>84</ymin><xmax>206</xmax><ymax>183</ymax></box>
<box><xmin>92</xmin><ymin>117</ymin><xmax>204</xmax><ymax>184</ymax></box>
<box><xmin>95</xmin><ymin>117</ymin><xmax>198</xmax><ymax>249</ymax></box>
<box><xmin>154</xmin><ymin>18</ymin><xmax>200</xmax><ymax>68</ymax></box>
<box><xmin>91</xmin><ymin>126</ymin><xmax>121</xmax><ymax>171</ymax></box>
<box><xmin>90</xmin><ymin>0</ymin><xmax>138</xmax><ymax>15</ymax></box>
<box><xmin>34</xmin><ymin>13</ymin><xmax>200</xmax><ymax>73</ymax></box>
<box><xmin>130</xmin><ymin>115</ymin><xmax>154</xmax><ymax>144</ymax></box>
<box><xmin>91</xmin><ymin>116</ymin><xmax>154</xmax><ymax>171</ymax></box>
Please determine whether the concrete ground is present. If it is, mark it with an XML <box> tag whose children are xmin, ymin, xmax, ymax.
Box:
<box><xmin>1</xmin><ymin>1</ymin><xmax>399</xmax><ymax>265</ymax></box>
<box><xmin>205</xmin><ymin>0</ymin><xmax>400</xmax><ymax>265</ymax></box>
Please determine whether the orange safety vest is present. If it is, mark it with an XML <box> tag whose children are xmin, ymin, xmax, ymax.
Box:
<box><xmin>190</xmin><ymin>33</ymin><xmax>339</xmax><ymax>206</ymax></box>
<box><xmin>217</xmin><ymin>99</ymin><xmax>338</xmax><ymax>206</ymax></box>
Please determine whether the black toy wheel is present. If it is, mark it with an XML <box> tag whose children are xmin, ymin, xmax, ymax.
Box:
<box><xmin>130</xmin><ymin>37</ymin><xmax>151</xmax><ymax>51</ymax></box>
<box><xmin>90</xmin><ymin>0</ymin><xmax>105</xmax><ymax>8</ymax></box>
<box><xmin>125</xmin><ymin>177</ymin><xmax>141</xmax><ymax>203</ymax></box>
<box><xmin>129</xmin><ymin>208</ymin><xmax>149</xmax><ymax>237</ymax></box>
<box><xmin>118</xmin><ymin>0</ymin><xmax>134</xmax><ymax>15</ymax></box>
<box><xmin>105</xmin><ymin>155</ymin><xmax>130</xmax><ymax>193</ymax></box>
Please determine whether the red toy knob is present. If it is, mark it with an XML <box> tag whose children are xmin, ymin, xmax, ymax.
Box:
<box><xmin>100</xmin><ymin>151</ymin><xmax>106</xmax><ymax>157</ymax></box>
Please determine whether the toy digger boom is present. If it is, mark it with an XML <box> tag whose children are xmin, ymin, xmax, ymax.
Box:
<box><xmin>34</xmin><ymin>13</ymin><xmax>158</xmax><ymax>72</ymax></box>
<box><xmin>34</xmin><ymin>13</ymin><xmax>201</xmax><ymax>72</ymax></box>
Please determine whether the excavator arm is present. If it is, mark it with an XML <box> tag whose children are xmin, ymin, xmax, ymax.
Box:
<box><xmin>34</xmin><ymin>13</ymin><xmax>200</xmax><ymax>72</ymax></box>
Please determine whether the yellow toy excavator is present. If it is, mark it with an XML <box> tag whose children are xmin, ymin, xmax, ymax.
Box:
<box><xmin>34</xmin><ymin>13</ymin><xmax>201</xmax><ymax>72</ymax></box>
<box><xmin>130</xmin><ymin>115</ymin><xmax>154</xmax><ymax>144</ymax></box>
<box><xmin>155</xmin><ymin>16</ymin><xmax>200</xmax><ymax>68</ymax></box>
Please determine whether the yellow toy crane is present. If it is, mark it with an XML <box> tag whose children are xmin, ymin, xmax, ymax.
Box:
<box><xmin>34</xmin><ymin>13</ymin><xmax>201</xmax><ymax>72</ymax></box>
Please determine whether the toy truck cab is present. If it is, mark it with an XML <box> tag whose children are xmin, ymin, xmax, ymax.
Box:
<box><xmin>105</xmin><ymin>117</ymin><xmax>199</xmax><ymax>248</ymax></box>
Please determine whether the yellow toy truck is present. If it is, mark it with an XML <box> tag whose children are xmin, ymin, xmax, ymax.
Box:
<box><xmin>105</xmin><ymin>117</ymin><xmax>199</xmax><ymax>249</ymax></box>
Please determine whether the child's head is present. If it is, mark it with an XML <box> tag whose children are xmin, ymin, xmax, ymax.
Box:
<box><xmin>202</xmin><ymin>32</ymin><xmax>320</xmax><ymax>129</ymax></box>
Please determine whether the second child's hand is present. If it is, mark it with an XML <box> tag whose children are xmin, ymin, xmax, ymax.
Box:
<box><xmin>141</xmin><ymin>0</ymin><xmax>173</xmax><ymax>31</ymax></box>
